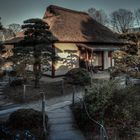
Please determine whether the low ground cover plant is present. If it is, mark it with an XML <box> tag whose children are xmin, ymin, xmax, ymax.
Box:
<box><xmin>0</xmin><ymin>109</ymin><xmax>48</xmax><ymax>140</ymax></box>
<box><xmin>73</xmin><ymin>80</ymin><xmax>140</xmax><ymax>139</ymax></box>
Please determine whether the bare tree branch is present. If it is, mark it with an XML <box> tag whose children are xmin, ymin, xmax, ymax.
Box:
<box><xmin>110</xmin><ymin>9</ymin><xmax>134</xmax><ymax>33</ymax></box>
<box><xmin>135</xmin><ymin>8</ymin><xmax>140</xmax><ymax>26</ymax></box>
<box><xmin>87</xmin><ymin>8</ymin><xmax>108</xmax><ymax>26</ymax></box>
<box><xmin>8</xmin><ymin>23</ymin><xmax>21</xmax><ymax>34</ymax></box>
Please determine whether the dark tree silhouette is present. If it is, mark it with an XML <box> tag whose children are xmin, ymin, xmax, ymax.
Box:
<box><xmin>12</xmin><ymin>18</ymin><xmax>56</xmax><ymax>88</ymax></box>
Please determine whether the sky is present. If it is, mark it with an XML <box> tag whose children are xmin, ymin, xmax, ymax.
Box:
<box><xmin>0</xmin><ymin>0</ymin><xmax>140</xmax><ymax>26</ymax></box>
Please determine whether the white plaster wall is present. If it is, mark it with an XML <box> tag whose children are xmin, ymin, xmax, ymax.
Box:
<box><xmin>54</xmin><ymin>43</ymin><xmax>79</xmax><ymax>76</ymax></box>
<box><xmin>112</xmin><ymin>59</ymin><xmax>115</xmax><ymax>67</ymax></box>
<box><xmin>104</xmin><ymin>51</ymin><xmax>111</xmax><ymax>69</ymax></box>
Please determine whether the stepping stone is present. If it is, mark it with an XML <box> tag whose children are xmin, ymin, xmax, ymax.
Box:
<box><xmin>2</xmin><ymin>102</ymin><xmax>15</xmax><ymax>106</ymax></box>
<box><xmin>0</xmin><ymin>95</ymin><xmax>5</xmax><ymax>99</ymax></box>
<box><xmin>50</xmin><ymin>123</ymin><xmax>77</xmax><ymax>132</ymax></box>
<box><xmin>50</xmin><ymin>130</ymin><xmax>85</xmax><ymax>140</ymax></box>
<box><xmin>0</xmin><ymin>101</ymin><xmax>7</xmax><ymax>106</ymax></box>
<box><xmin>0</xmin><ymin>82</ymin><xmax>8</xmax><ymax>84</ymax></box>
<box><xmin>49</xmin><ymin>117</ymin><xmax>74</xmax><ymax>125</ymax></box>
<box><xmin>0</xmin><ymin>92</ymin><xmax>3</xmax><ymax>95</ymax></box>
<box><xmin>0</xmin><ymin>103</ymin><xmax>18</xmax><ymax>111</ymax></box>
<box><xmin>48</xmin><ymin>111</ymin><xmax>72</xmax><ymax>119</ymax></box>
<box><xmin>0</xmin><ymin>106</ymin><xmax>22</xmax><ymax>116</ymax></box>
<box><xmin>0</xmin><ymin>84</ymin><xmax>5</xmax><ymax>86</ymax></box>
<box><xmin>46</xmin><ymin>101</ymin><xmax>71</xmax><ymax>111</ymax></box>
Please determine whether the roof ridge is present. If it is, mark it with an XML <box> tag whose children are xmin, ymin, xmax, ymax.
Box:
<box><xmin>47</xmin><ymin>5</ymin><xmax>88</xmax><ymax>15</ymax></box>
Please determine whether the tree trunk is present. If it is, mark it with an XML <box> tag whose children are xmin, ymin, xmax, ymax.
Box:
<box><xmin>33</xmin><ymin>62</ymin><xmax>41</xmax><ymax>88</ymax></box>
<box><xmin>72</xmin><ymin>85</ymin><xmax>76</xmax><ymax>105</ymax></box>
<box><xmin>33</xmin><ymin>45</ymin><xmax>41</xmax><ymax>88</ymax></box>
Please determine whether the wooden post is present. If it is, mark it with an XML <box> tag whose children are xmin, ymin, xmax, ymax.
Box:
<box><xmin>84</xmin><ymin>88</ymin><xmax>88</xmax><ymax>101</ymax></box>
<box><xmin>90</xmin><ymin>49</ymin><xmax>94</xmax><ymax>86</ymax></box>
<box><xmin>52</xmin><ymin>45</ymin><xmax>55</xmax><ymax>78</ymax></box>
<box><xmin>102</xmin><ymin>51</ymin><xmax>104</xmax><ymax>70</ymax></box>
<box><xmin>61</xmin><ymin>80</ymin><xmax>64</xmax><ymax>95</ymax></box>
<box><xmin>72</xmin><ymin>85</ymin><xmax>76</xmax><ymax>106</ymax></box>
<box><xmin>85</xmin><ymin>49</ymin><xmax>89</xmax><ymax>70</ymax></box>
<box><xmin>23</xmin><ymin>85</ymin><xmax>26</xmax><ymax>102</ymax></box>
<box><xmin>8</xmin><ymin>72</ymin><xmax>11</xmax><ymax>85</ymax></box>
<box><xmin>100</xmin><ymin>127</ymin><xmax>104</xmax><ymax>140</ymax></box>
<box><xmin>91</xmin><ymin>49</ymin><xmax>93</xmax><ymax>67</ymax></box>
<box><xmin>41</xmin><ymin>92</ymin><xmax>47</xmax><ymax>140</ymax></box>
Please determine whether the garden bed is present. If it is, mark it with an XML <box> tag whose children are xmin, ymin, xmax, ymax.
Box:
<box><xmin>72</xmin><ymin>80</ymin><xmax>140</xmax><ymax>140</ymax></box>
<box><xmin>72</xmin><ymin>104</ymin><xmax>140</xmax><ymax>140</ymax></box>
<box><xmin>4</xmin><ymin>80</ymin><xmax>73</xmax><ymax>103</ymax></box>
<box><xmin>0</xmin><ymin>109</ymin><xmax>48</xmax><ymax>140</ymax></box>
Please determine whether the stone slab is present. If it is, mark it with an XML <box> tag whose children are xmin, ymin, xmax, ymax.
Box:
<box><xmin>48</xmin><ymin>111</ymin><xmax>72</xmax><ymax>119</ymax></box>
<box><xmin>50</xmin><ymin>123</ymin><xmax>77</xmax><ymax>132</ymax></box>
<box><xmin>49</xmin><ymin>117</ymin><xmax>74</xmax><ymax>125</ymax></box>
<box><xmin>49</xmin><ymin>130</ymin><xmax>85</xmax><ymax>140</ymax></box>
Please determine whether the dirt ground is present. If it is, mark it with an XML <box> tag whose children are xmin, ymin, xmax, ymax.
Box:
<box><xmin>5</xmin><ymin>77</ymin><xmax>73</xmax><ymax>103</ymax></box>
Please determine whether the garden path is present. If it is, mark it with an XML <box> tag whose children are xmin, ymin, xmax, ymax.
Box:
<box><xmin>47</xmin><ymin>105</ymin><xmax>86</xmax><ymax>140</ymax></box>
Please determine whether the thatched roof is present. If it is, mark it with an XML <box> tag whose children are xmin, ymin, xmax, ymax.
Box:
<box><xmin>5</xmin><ymin>5</ymin><xmax>124</xmax><ymax>46</ymax></box>
<box><xmin>43</xmin><ymin>5</ymin><xmax>122</xmax><ymax>44</ymax></box>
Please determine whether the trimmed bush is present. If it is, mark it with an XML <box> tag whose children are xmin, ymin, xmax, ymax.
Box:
<box><xmin>73</xmin><ymin>80</ymin><xmax>140</xmax><ymax>138</ymax></box>
<box><xmin>9</xmin><ymin>109</ymin><xmax>48</xmax><ymax>129</ymax></box>
<box><xmin>10</xmin><ymin>79</ymin><xmax>23</xmax><ymax>87</ymax></box>
<box><xmin>64</xmin><ymin>68</ymin><xmax>91</xmax><ymax>86</ymax></box>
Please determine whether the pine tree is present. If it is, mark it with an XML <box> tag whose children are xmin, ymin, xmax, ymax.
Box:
<box><xmin>12</xmin><ymin>18</ymin><xmax>56</xmax><ymax>87</ymax></box>
<box><xmin>112</xmin><ymin>33</ymin><xmax>140</xmax><ymax>77</ymax></box>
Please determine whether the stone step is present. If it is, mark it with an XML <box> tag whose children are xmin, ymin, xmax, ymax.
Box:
<box><xmin>50</xmin><ymin>123</ymin><xmax>77</xmax><ymax>132</ymax></box>
<box><xmin>0</xmin><ymin>103</ymin><xmax>19</xmax><ymax>111</ymax></box>
<box><xmin>0</xmin><ymin>100</ymin><xmax>7</xmax><ymax>106</ymax></box>
<box><xmin>0</xmin><ymin>89</ymin><xmax>4</xmax><ymax>91</ymax></box>
<box><xmin>46</xmin><ymin>101</ymin><xmax>71</xmax><ymax>112</ymax></box>
<box><xmin>0</xmin><ymin>85</ymin><xmax>8</xmax><ymax>88</ymax></box>
<box><xmin>49</xmin><ymin>125</ymin><xmax>85</xmax><ymax>140</ymax></box>
<box><xmin>0</xmin><ymin>106</ymin><xmax>22</xmax><ymax>118</ymax></box>
<box><xmin>0</xmin><ymin>95</ymin><xmax>6</xmax><ymax>99</ymax></box>
<box><xmin>0</xmin><ymin>82</ymin><xmax>8</xmax><ymax>84</ymax></box>
<box><xmin>48</xmin><ymin>111</ymin><xmax>73</xmax><ymax>119</ymax></box>
<box><xmin>49</xmin><ymin>117</ymin><xmax>74</xmax><ymax>125</ymax></box>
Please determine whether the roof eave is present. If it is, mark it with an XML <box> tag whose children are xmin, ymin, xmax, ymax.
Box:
<box><xmin>53</xmin><ymin>40</ymin><xmax>128</xmax><ymax>45</ymax></box>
